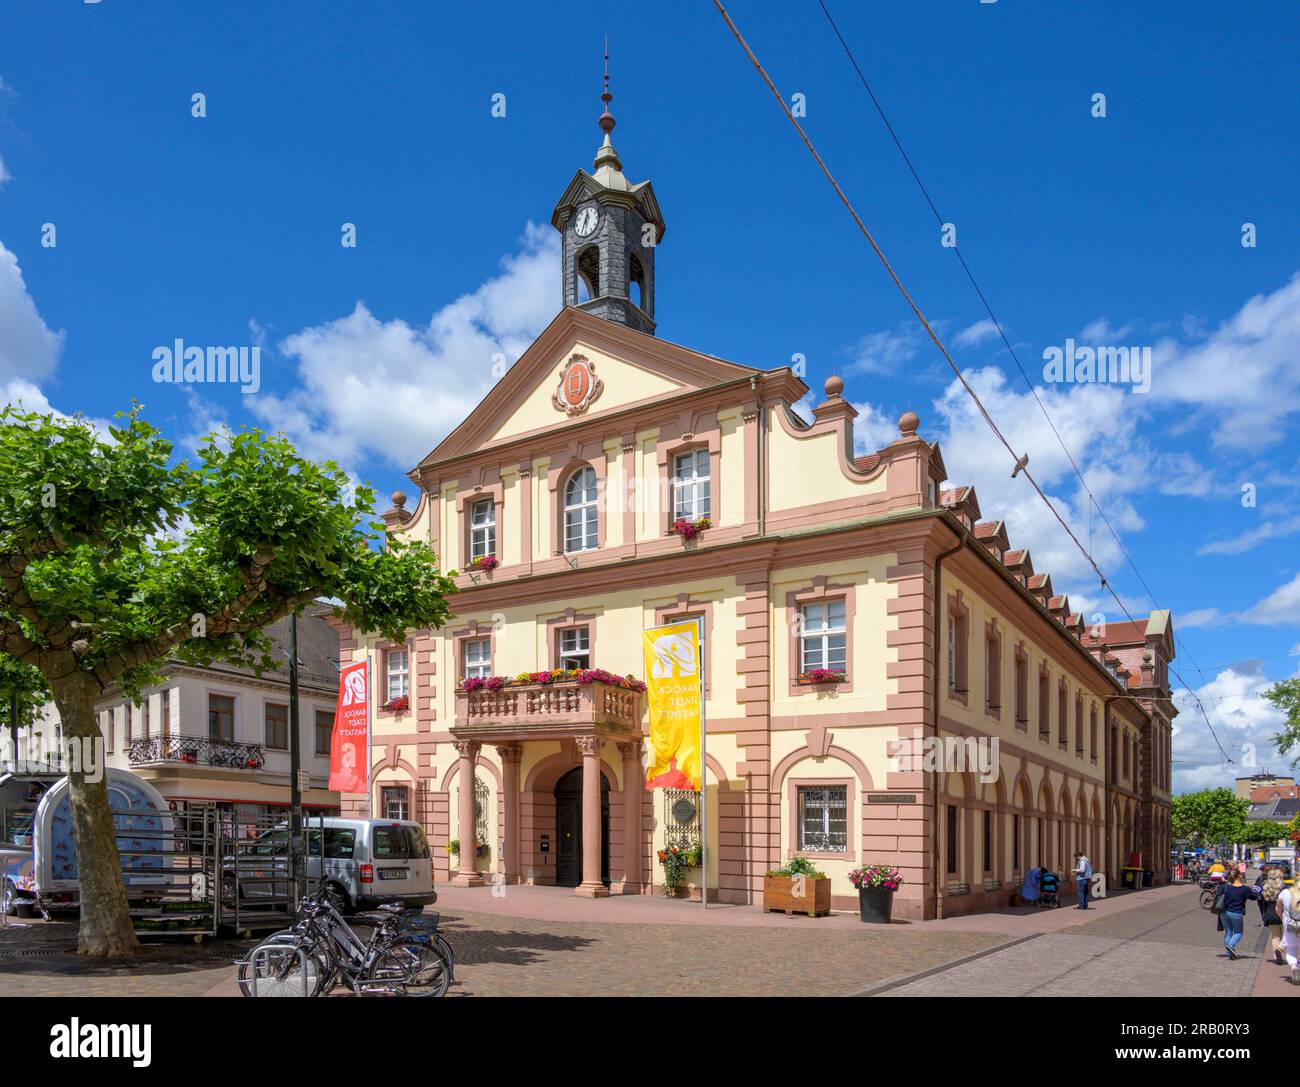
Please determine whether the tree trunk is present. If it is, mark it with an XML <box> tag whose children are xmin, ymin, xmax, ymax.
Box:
<box><xmin>50</xmin><ymin>674</ymin><xmax>139</xmax><ymax>957</ymax></box>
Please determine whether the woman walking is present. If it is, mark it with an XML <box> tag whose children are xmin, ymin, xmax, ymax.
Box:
<box><xmin>1277</xmin><ymin>877</ymin><xmax>1300</xmax><ymax>983</ymax></box>
<box><xmin>1256</xmin><ymin>867</ymin><xmax>1286</xmax><ymax>963</ymax></box>
<box><xmin>1217</xmin><ymin>870</ymin><xmax>1260</xmax><ymax>959</ymax></box>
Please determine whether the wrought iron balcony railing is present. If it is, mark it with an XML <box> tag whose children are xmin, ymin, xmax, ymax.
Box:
<box><xmin>128</xmin><ymin>735</ymin><xmax>266</xmax><ymax>771</ymax></box>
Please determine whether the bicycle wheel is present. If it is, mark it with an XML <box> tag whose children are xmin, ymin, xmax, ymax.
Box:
<box><xmin>1200</xmin><ymin>889</ymin><xmax>1216</xmax><ymax>910</ymax></box>
<box><xmin>366</xmin><ymin>940</ymin><xmax>450</xmax><ymax>998</ymax></box>
<box><xmin>238</xmin><ymin>937</ymin><xmax>331</xmax><ymax>997</ymax></box>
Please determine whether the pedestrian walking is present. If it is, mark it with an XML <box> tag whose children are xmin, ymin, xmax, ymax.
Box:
<box><xmin>1215</xmin><ymin>870</ymin><xmax>1260</xmax><ymax>960</ymax></box>
<box><xmin>1073</xmin><ymin>850</ymin><xmax>1093</xmax><ymax>909</ymax></box>
<box><xmin>1277</xmin><ymin>878</ymin><xmax>1300</xmax><ymax>983</ymax></box>
<box><xmin>1255</xmin><ymin>866</ymin><xmax>1286</xmax><ymax>964</ymax></box>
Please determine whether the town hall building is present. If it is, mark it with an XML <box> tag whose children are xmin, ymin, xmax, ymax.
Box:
<box><xmin>338</xmin><ymin>87</ymin><xmax>1175</xmax><ymax>918</ymax></box>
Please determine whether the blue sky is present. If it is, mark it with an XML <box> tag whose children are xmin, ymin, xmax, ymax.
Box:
<box><xmin>0</xmin><ymin>1</ymin><xmax>1297</xmax><ymax>791</ymax></box>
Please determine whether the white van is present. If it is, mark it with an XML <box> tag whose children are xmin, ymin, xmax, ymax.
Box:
<box><xmin>237</xmin><ymin>817</ymin><xmax>436</xmax><ymax>914</ymax></box>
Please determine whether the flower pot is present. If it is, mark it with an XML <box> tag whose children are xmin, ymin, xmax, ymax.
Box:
<box><xmin>857</xmin><ymin>885</ymin><xmax>894</xmax><ymax>924</ymax></box>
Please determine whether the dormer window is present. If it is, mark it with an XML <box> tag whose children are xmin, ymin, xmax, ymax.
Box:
<box><xmin>469</xmin><ymin>498</ymin><xmax>496</xmax><ymax>561</ymax></box>
<box><xmin>563</xmin><ymin>466</ymin><xmax>599</xmax><ymax>553</ymax></box>
<box><xmin>672</xmin><ymin>449</ymin><xmax>711</xmax><ymax>521</ymax></box>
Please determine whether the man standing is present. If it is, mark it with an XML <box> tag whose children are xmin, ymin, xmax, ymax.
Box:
<box><xmin>1074</xmin><ymin>850</ymin><xmax>1093</xmax><ymax>909</ymax></box>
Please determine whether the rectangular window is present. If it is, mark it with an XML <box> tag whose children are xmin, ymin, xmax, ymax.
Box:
<box><xmin>1013</xmin><ymin>651</ymin><xmax>1028</xmax><ymax>727</ymax></box>
<box><xmin>208</xmin><ymin>694</ymin><xmax>235</xmax><ymax>742</ymax></box>
<box><xmin>672</xmin><ymin>448</ymin><xmax>711</xmax><ymax>520</ymax></box>
<box><xmin>161</xmin><ymin>693</ymin><xmax>171</xmax><ymax>738</ymax></box>
<box><xmin>948</xmin><ymin>606</ymin><xmax>969</xmax><ymax>693</ymax></box>
<box><xmin>469</xmin><ymin>498</ymin><xmax>496</xmax><ymax>561</ymax></box>
<box><xmin>141</xmin><ymin>700</ymin><xmax>150</xmax><ymax>739</ymax></box>
<box><xmin>985</xmin><ymin>633</ymin><xmax>1001</xmax><ymax>712</ymax></box>
<box><xmin>796</xmin><ymin>785</ymin><xmax>848</xmax><ymax>853</ymax></box>
<box><xmin>1013</xmin><ymin>813</ymin><xmax>1021</xmax><ymax>871</ymax></box>
<box><xmin>946</xmin><ymin>805</ymin><xmax>959</xmax><ymax>875</ymax></box>
<box><xmin>559</xmin><ymin>627</ymin><xmax>590</xmax><ymax>670</ymax></box>
<box><xmin>983</xmin><ymin>809</ymin><xmax>992</xmax><ymax>874</ymax></box>
<box><xmin>1059</xmin><ymin>684</ymin><xmax>1068</xmax><ymax>749</ymax></box>
<box><xmin>386</xmin><ymin>647</ymin><xmax>409</xmax><ymax>701</ymax></box>
<box><xmin>265</xmin><ymin>702</ymin><xmax>289</xmax><ymax>750</ymax></box>
<box><xmin>314</xmin><ymin>709</ymin><xmax>334</xmax><ymax>756</ymax></box>
<box><xmin>124</xmin><ymin>705</ymin><xmax>133</xmax><ymax>744</ymax></box>
<box><xmin>799</xmin><ymin>600</ymin><xmax>847</xmax><ymax>674</ymax></box>
<box><xmin>102</xmin><ymin>710</ymin><xmax>113</xmax><ymax>754</ymax></box>
<box><xmin>1038</xmin><ymin>668</ymin><xmax>1051</xmax><ymax>739</ymax></box>
<box><xmin>1075</xmin><ymin>696</ymin><xmax>1084</xmax><ymax>755</ymax></box>
<box><xmin>463</xmin><ymin>638</ymin><xmax>491</xmax><ymax>680</ymax></box>
<box><xmin>382</xmin><ymin>786</ymin><xmax>410</xmax><ymax>821</ymax></box>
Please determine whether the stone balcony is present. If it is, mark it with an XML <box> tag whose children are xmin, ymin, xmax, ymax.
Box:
<box><xmin>452</xmin><ymin>680</ymin><xmax>644</xmax><ymax>742</ymax></box>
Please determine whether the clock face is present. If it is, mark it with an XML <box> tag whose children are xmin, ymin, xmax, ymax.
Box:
<box><xmin>573</xmin><ymin>206</ymin><xmax>599</xmax><ymax>238</ymax></box>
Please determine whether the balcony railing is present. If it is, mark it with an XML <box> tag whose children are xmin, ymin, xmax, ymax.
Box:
<box><xmin>454</xmin><ymin>680</ymin><xmax>644</xmax><ymax>739</ymax></box>
<box><xmin>128</xmin><ymin>736</ymin><xmax>266</xmax><ymax>771</ymax></box>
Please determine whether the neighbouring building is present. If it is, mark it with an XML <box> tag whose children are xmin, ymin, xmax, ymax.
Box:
<box><xmin>338</xmin><ymin>89</ymin><xmax>1176</xmax><ymax>918</ymax></box>
<box><xmin>1237</xmin><ymin>773</ymin><xmax>1299</xmax><ymax>801</ymax></box>
<box><xmin>86</xmin><ymin>610</ymin><xmax>342</xmax><ymax>829</ymax></box>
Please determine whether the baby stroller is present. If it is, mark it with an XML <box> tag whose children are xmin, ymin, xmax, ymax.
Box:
<box><xmin>1038</xmin><ymin>869</ymin><xmax>1061</xmax><ymax>908</ymax></box>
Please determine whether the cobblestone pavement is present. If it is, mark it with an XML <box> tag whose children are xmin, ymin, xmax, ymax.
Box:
<box><xmin>0</xmin><ymin>909</ymin><xmax>1007</xmax><ymax>998</ymax></box>
<box><xmin>882</xmin><ymin>885</ymin><xmax>1300</xmax><ymax>998</ymax></box>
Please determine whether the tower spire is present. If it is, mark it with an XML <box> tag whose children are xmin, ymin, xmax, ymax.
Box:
<box><xmin>594</xmin><ymin>35</ymin><xmax>622</xmax><ymax>174</ymax></box>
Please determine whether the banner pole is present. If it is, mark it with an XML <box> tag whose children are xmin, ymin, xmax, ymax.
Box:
<box><xmin>699</xmin><ymin>616</ymin><xmax>707</xmax><ymax>911</ymax></box>
<box><xmin>366</xmin><ymin>651</ymin><xmax>375</xmax><ymax>818</ymax></box>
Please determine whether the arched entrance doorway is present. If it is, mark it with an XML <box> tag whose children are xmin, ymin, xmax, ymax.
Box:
<box><xmin>554</xmin><ymin>766</ymin><xmax>610</xmax><ymax>888</ymax></box>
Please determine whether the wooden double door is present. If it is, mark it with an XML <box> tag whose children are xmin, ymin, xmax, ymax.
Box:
<box><xmin>554</xmin><ymin>766</ymin><xmax>610</xmax><ymax>888</ymax></box>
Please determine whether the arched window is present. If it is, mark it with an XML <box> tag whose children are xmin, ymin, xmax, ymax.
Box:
<box><xmin>629</xmin><ymin>251</ymin><xmax>646</xmax><ymax>310</ymax></box>
<box><xmin>563</xmin><ymin>466</ymin><xmax>599</xmax><ymax>553</ymax></box>
<box><xmin>577</xmin><ymin>247</ymin><xmax>599</xmax><ymax>303</ymax></box>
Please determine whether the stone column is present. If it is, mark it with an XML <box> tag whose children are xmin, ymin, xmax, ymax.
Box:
<box><xmin>575</xmin><ymin>735</ymin><xmax>608</xmax><ymax>898</ymax></box>
<box><xmin>496</xmin><ymin>743</ymin><xmax>523</xmax><ymax>885</ymax></box>
<box><xmin>618</xmin><ymin>741</ymin><xmax>643</xmax><ymax>894</ymax></box>
<box><xmin>452</xmin><ymin>740</ymin><xmax>484</xmax><ymax>887</ymax></box>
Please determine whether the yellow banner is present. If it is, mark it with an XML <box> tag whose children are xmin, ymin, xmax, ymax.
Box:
<box><xmin>642</xmin><ymin>620</ymin><xmax>703</xmax><ymax>791</ymax></box>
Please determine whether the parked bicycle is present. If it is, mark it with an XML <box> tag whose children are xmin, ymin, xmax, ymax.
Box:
<box><xmin>236</xmin><ymin>891</ymin><xmax>450</xmax><ymax>997</ymax></box>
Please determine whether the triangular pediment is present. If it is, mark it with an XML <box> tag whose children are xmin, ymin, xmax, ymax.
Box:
<box><xmin>416</xmin><ymin>308</ymin><xmax>760</xmax><ymax>471</ymax></box>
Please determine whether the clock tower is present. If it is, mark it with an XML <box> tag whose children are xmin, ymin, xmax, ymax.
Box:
<box><xmin>550</xmin><ymin>49</ymin><xmax>665</xmax><ymax>336</ymax></box>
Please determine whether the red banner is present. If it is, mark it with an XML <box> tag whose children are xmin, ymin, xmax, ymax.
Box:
<box><xmin>329</xmin><ymin>660</ymin><xmax>369</xmax><ymax>794</ymax></box>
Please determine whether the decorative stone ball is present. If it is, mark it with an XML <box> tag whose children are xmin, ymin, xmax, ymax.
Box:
<box><xmin>391</xmin><ymin>490</ymin><xmax>408</xmax><ymax>510</ymax></box>
<box><xmin>824</xmin><ymin>374</ymin><xmax>845</xmax><ymax>399</ymax></box>
<box><xmin>898</xmin><ymin>411</ymin><xmax>920</xmax><ymax>435</ymax></box>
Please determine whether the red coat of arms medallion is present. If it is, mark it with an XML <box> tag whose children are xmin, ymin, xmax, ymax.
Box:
<box><xmin>551</xmin><ymin>354</ymin><xmax>604</xmax><ymax>416</ymax></box>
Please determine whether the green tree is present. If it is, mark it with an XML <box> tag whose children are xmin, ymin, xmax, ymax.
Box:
<box><xmin>0</xmin><ymin>651</ymin><xmax>52</xmax><ymax>753</ymax></box>
<box><xmin>1170</xmin><ymin>787</ymin><xmax>1249</xmax><ymax>846</ymax></box>
<box><xmin>1240</xmin><ymin>820</ymin><xmax>1288</xmax><ymax>845</ymax></box>
<box><xmin>0</xmin><ymin>408</ymin><xmax>456</xmax><ymax>955</ymax></box>
<box><xmin>1264</xmin><ymin>680</ymin><xmax>1300</xmax><ymax>767</ymax></box>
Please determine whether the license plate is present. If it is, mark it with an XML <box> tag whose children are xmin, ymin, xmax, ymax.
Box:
<box><xmin>378</xmin><ymin>869</ymin><xmax>408</xmax><ymax>880</ymax></box>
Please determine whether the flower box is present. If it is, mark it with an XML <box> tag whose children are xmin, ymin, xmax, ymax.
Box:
<box><xmin>669</xmin><ymin>517</ymin><xmax>711</xmax><ymax>541</ymax></box>
<box><xmin>382</xmin><ymin>695</ymin><xmax>410</xmax><ymax>714</ymax></box>
<box><xmin>762</xmin><ymin>875</ymin><xmax>832</xmax><ymax>917</ymax></box>
<box><xmin>468</xmin><ymin>554</ymin><xmax>499</xmax><ymax>572</ymax></box>
<box><xmin>797</xmin><ymin>669</ymin><xmax>846</xmax><ymax>686</ymax></box>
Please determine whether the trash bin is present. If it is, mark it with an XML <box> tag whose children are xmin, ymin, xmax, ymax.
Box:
<box><xmin>1142</xmin><ymin>869</ymin><xmax>1154</xmax><ymax>888</ymax></box>
<box><xmin>1120</xmin><ymin>867</ymin><xmax>1141</xmax><ymax>890</ymax></box>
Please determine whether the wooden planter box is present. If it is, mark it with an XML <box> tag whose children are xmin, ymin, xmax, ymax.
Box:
<box><xmin>763</xmin><ymin>875</ymin><xmax>832</xmax><ymax>917</ymax></box>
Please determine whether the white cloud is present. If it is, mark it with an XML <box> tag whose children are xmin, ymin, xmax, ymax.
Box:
<box><xmin>1177</xmin><ymin>607</ymin><xmax>1225</xmax><ymax>630</ymax></box>
<box><xmin>954</xmin><ymin>319</ymin><xmax>999</xmax><ymax>349</ymax></box>
<box><xmin>1079</xmin><ymin>317</ymin><xmax>1134</xmax><ymax>342</ymax></box>
<box><xmin>1171</xmin><ymin>667</ymin><xmax>1289</xmax><ymax>792</ymax></box>
<box><xmin>249</xmin><ymin>223</ymin><xmax>559</xmax><ymax>470</ymax></box>
<box><xmin>0</xmin><ymin>155</ymin><xmax>10</xmax><ymax>187</ymax></box>
<box><xmin>1154</xmin><ymin>273</ymin><xmax>1300</xmax><ymax>449</ymax></box>
<box><xmin>846</xmin><ymin>325</ymin><xmax>921</xmax><ymax>376</ymax></box>
<box><xmin>1240</xmin><ymin>572</ymin><xmax>1300</xmax><ymax>626</ymax></box>
<box><xmin>852</xmin><ymin>400</ymin><xmax>898</xmax><ymax>454</ymax></box>
<box><xmin>0</xmin><ymin>242</ymin><xmax>63</xmax><ymax>384</ymax></box>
